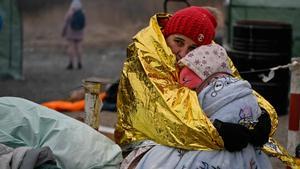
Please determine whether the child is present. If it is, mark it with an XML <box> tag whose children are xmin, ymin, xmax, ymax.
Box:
<box><xmin>177</xmin><ymin>43</ymin><xmax>272</xmax><ymax>169</ymax></box>
<box><xmin>62</xmin><ymin>0</ymin><xmax>85</xmax><ymax>70</ymax></box>
<box><xmin>179</xmin><ymin>43</ymin><xmax>259</xmax><ymax>125</ymax></box>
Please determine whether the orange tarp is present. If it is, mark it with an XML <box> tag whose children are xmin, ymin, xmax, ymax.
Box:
<box><xmin>42</xmin><ymin>92</ymin><xmax>107</xmax><ymax>112</ymax></box>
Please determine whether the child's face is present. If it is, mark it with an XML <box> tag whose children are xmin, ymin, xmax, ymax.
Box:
<box><xmin>179</xmin><ymin>67</ymin><xmax>203</xmax><ymax>90</ymax></box>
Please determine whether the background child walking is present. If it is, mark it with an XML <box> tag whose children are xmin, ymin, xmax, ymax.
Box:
<box><xmin>62</xmin><ymin>0</ymin><xmax>85</xmax><ymax>70</ymax></box>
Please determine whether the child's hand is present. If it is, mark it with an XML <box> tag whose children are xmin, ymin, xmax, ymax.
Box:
<box><xmin>179</xmin><ymin>67</ymin><xmax>203</xmax><ymax>90</ymax></box>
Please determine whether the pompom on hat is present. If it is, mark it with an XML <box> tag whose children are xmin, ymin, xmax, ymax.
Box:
<box><xmin>163</xmin><ymin>6</ymin><xmax>217</xmax><ymax>46</ymax></box>
<box><xmin>71</xmin><ymin>0</ymin><xmax>82</xmax><ymax>10</ymax></box>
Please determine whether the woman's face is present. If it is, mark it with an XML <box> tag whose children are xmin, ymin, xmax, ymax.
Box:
<box><xmin>166</xmin><ymin>34</ymin><xmax>198</xmax><ymax>61</ymax></box>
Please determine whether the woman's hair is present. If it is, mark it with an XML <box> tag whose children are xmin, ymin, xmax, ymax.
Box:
<box><xmin>202</xmin><ymin>7</ymin><xmax>220</xmax><ymax>21</ymax></box>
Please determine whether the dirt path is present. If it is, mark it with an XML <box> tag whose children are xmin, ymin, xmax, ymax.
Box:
<box><xmin>0</xmin><ymin>45</ymin><xmax>126</xmax><ymax>103</ymax></box>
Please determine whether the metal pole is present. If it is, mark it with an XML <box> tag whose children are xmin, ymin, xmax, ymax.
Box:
<box><xmin>287</xmin><ymin>57</ymin><xmax>300</xmax><ymax>169</ymax></box>
<box><xmin>163</xmin><ymin>0</ymin><xmax>191</xmax><ymax>13</ymax></box>
<box><xmin>8</xmin><ymin>0</ymin><xmax>13</xmax><ymax>67</ymax></box>
<box><xmin>16</xmin><ymin>0</ymin><xmax>23</xmax><ymax>78</ymax></box>
<box><xmin>82</xmin><ymin>79</ymin><xmax>103</xmax><ymax>130</ymax></box>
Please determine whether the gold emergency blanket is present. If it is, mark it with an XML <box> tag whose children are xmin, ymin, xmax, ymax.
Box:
<box><xmin>115</xmin><ymin>13</ymin><xmax>299</xmax><ymax>168</ymax></box>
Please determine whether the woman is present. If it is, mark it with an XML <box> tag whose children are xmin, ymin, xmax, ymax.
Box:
<box><xmin>115</xmin><ymin>6</ymin><xmax>296</xmax><ymax>169</ymax></box>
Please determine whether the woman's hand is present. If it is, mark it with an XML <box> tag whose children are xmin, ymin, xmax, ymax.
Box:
<box><xmin>213</xmin><ymin>119</ymin><xmax>251</xmax><ymax>152</ymax></box>
<box><xmin>213</xmin><ymin>110</ymin><xmax>271</xmax><ymax>152</ymax></box>
<box><xmin>249</xmin><ymin>110</ymin><xmax>271</xmax><ymax>147</ymax></box>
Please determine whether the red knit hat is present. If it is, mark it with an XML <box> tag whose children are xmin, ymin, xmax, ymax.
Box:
<box><xmin>163</xmin><ymin>6</ymin><xmax>217</xmax><ymax>46</ymax></box>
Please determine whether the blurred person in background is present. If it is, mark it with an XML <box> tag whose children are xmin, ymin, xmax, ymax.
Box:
<box><xmin>62</xmin><ymin>0</ymin><xmax>86</xmax><ymax>70</ymax></box>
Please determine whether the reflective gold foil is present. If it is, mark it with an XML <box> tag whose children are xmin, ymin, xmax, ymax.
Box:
<box><xmin>262</xmin><ymin>138</ymin><xmax>300</xmax><ymax>168</ymax></box>
<box><xmin>115</xmin><ymin>13</ymin><xmax>298</xmax><ymax>167</ymax></box>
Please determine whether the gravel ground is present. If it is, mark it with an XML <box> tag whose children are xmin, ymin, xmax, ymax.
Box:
<box><xmin>0</xmin><ymin>46</ymin><xmax>292</xmax><ymax>168</ymax></box>
<box><xmin>0</xmin><ymin>45</ymin><xmax>126</xmax><ymax>103</ymax></box>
